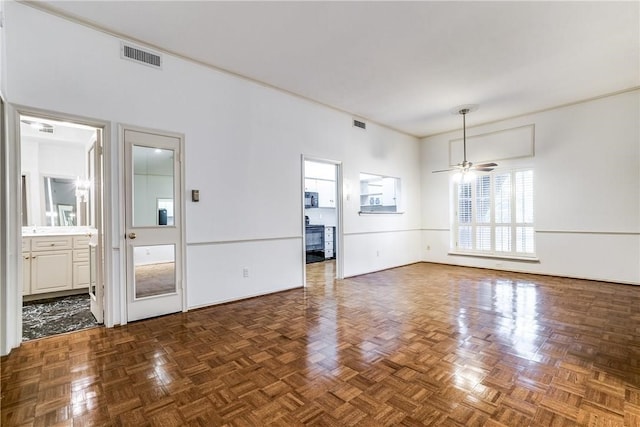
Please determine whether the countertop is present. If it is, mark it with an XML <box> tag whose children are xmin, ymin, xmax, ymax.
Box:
<box><xmin>22</xmin><ymin>226</ymin><xmax>97</xmax><ymax>237</ymax></box>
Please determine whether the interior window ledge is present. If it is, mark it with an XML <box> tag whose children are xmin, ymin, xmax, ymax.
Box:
<box><xmin>448</xmin><ymin>251</ymin><xmax>540</xmax><ymax>263</ymax></box>
<box><xmin>358</xmin><ymin>211</ymin><xmax>405</xmax><ymax>215</ymax></box>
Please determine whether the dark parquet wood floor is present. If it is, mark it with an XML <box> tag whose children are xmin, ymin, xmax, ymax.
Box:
<box><xmin>2</xmin><ymin>262</ymin><xmax>640</xmax><ymax>426</ymax></box>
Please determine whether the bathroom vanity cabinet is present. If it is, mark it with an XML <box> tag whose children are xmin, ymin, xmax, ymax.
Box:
<box><xmin>22</xmin><ymin>234</ymin><xmax>91</xmax><ymax>296</ymax></box>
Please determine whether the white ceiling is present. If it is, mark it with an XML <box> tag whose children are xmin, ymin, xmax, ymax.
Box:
<box><xmin>34</xmin><ymin>1</ymin><xmax>639</xmax><ymax>137</ymax></box>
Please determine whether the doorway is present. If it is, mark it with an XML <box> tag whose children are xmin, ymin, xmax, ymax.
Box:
<box><xmin>19</xmin><ymin>113</ymin><xmax>105</xmax><ymax>340</ymax></box>
<box><xmin>303</xmin><ymin>158</ymin><xmax>342</xmax><ymax>283</ymax></box>
<box><xmin>123</xmin><ymin>127</ymin><xmax>184</xmax><ymax>322</ymax></box>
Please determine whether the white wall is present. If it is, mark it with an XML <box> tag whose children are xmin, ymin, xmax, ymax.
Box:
<box><xmin>341</xmin><ymin>123</ymin><xmax>423</xmax><ymax>277</ymax></box>
<box><xmin>421</xmin><ymin>90</ymin><xmax>640</xmax><ymax>284</ymax></box>
<box><xmin>3</xmin><ymin>2</ymin><xmax>422</xmax><ymax>330</ymax></box>
<box><xmin>21</xmin><ymin>137</ymin><xmax>86</xmax><ymax>225</ymax></box>
<box><xmin>133</xmin><ymin>245</ymin><xmax>174</xmax><ymax>266</ymax></box>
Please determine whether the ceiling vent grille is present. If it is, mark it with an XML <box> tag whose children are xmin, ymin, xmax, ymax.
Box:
<box><xmin>353</xmin><ymin>119</ymin><xmax>366</xmax><ymax>130</ymax></box>
<box><xmin>121</xmin><ymin>42</ymin><xmax>162</xmax><ymax>69</ymax></box>
<box><xmin>20</xmin><ymin>119</ymin><xmax>54</xmax><ymax>134</ymax></box>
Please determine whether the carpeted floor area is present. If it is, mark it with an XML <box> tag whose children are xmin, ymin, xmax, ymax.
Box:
<box><xmin>22</xmin><ymin>294</ymin><xmax>99</xmax><ymax>341</ymax></box>
<box><xmin>135</xmin><ymin>262</ymin><xmax>176</xmax><ymax>298</ymax></box>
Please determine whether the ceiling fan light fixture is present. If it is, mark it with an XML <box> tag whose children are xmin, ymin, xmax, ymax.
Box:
<box><xmin>432</xmin><ymin>103</ymin><xmax>498</xmax><ymax>177</ymax></box>
<box><xmin>453</xmin><ymin>170</ymin><xmax>476</xmax><ymax>183</ymax></box>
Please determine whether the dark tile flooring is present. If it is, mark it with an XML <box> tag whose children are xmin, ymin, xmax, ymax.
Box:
<box><xmin>22</xmin><ymin>294</ymin><xmax>99</xmax><ymax>341</ymax></box>
<box><xmin>305</xmin><ymin>250</ymin><xmax>326</xmax><ymax>264</ymax></box>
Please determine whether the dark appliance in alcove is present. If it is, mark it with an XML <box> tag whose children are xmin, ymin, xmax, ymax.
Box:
<box><xmin>305</xmin><ymin>225</ymin><xmax>324</xmax><ymax>264</ymax></box>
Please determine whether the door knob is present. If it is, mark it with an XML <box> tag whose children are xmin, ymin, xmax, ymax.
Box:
<box><xmin>128</xmin><ymin>232</ymin><xmax>137</xmax><ymax>239</ymax></box>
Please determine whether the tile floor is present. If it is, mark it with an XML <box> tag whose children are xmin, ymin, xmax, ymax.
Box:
<box><xmin>22</xmin><ymin>294</ymin><xmax>99</xmax><ymax>341</ymax></box>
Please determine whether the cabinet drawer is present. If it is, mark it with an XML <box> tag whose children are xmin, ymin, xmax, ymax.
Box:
<box><xmin>31</xmin><ymin>236</ymin><xmax>73</xmax><ymax>251</ymax></box>
<box><xmin>73</xmin><ymin>235</ymin><xmax>91</xmax><ymax>249</ymax></box>
<box><xmin>22</xmin><ymin>238</ymin><xmax>31</xmax><ymax>252</ymax></box>
<box><xmin>73</xmin><ymin>249</ymin><xmax>90</xmax><ymax>262</ymax></box>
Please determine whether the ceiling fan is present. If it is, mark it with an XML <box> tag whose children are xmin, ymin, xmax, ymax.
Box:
<box><xmin>432</xmin><ymin>104</ymin><xmax>497</xmax><ymax>175</ymax></box>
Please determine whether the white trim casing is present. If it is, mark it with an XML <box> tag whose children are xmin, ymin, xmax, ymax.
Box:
<box><xmin>118</xmin><ymin>124</ymin><xmax>187</xmax><ymax>323</ymax></box>
<box><xmin>301</xmin><ymin>155</ymin><xmax>344</xmax><ymax>284</ymax></box>
<box><xmin>2</xmin><ymin>104</ymin><xmax>112</xmax><ymax>355</ymax></box>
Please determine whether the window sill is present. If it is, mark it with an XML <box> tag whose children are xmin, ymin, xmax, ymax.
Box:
<box><xmin>358</xmin><ymin>211</ymin><xmax>405</xmax><ymax>215</ymax></box>
<box><xmin>448</xmin><ymin>251</ymin><xmax>540</xmax><ymax>263</ymax></box>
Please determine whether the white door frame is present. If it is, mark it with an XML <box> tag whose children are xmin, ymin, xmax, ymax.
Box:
<box><xmin>119</xmin><ymin>124</ymin><xmax>187</xmax><ymax>324</ymax></box>
<box><xmin>301</xmin><ymin>155</ymin><xmax>344</xmax><ymax>285</ymax></box>
<box><xmin>88</xmin><ymin>138</ymin><xmax>104</xmax><ymax>324</ymax></box>
<box><xmin>1</xmin><ymin>104</ymin><xmax>112</xmax><ymax>355</ymax></box>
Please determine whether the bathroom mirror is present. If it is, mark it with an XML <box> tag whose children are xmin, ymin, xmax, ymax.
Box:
<box><xmin>43</xmin><ymin>176</ymin><xmax>77</xmax><ymax>226</ymax></box>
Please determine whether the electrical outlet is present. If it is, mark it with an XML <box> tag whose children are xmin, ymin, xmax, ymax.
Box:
<box><xmin>427</xmin><ymin>245</ymin><xmax>431</xmax><ymax>251</ymax></box>
<box><xmin>242</xmin><ymin>268</ymin><xmax>249</xmax><ymax>278</ymax></box>
<box><xmin>376</xmin><ymin>250</ymin><xmax>380</xmax><ymax>257</ymax></box>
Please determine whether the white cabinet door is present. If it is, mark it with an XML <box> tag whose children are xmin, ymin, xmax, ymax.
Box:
<box><xmin>73</xmin><ymin>262</ymin><xmax>90</xmax><ymax>288</ymax></box>
<box><xmin>73</xmin><ymin>242</ymin><xmax>90</xmax><ymax>288</ymax></box>
<box><xmin>382</xmin><ymin>177</ymin><xmax>397</xmax><ymax>206</ymax></box>
<box><xmin>304</xmin><ymin>178</ymin><xmax>318</xmax><ymax>192</ymax></box>
<box><xmin>317</xmin><ymin>180</ymin><xmax>336</xmax><ymax>208</ymax></box>
<box><xmin>31</xmin><ymin>250</ymin><xmax>73</xmax><ymax>294</ymax></box>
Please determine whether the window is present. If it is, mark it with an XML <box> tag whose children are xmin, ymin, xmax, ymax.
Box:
<box><xmin>359</xmin><ymin>173</ymin><xmax>400</xmax><ymax>213</ymax></box>
<box><xmin>454</xmin><ymin>170</ymin><xmax>534</xmax><ymax>256</ymax></box>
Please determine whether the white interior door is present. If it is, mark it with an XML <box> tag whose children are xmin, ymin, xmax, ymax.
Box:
<box><xmin>88</xmin><ymin>138</ymin><xmax>103</xmax><ymax>323</ymax></box>
<box><xmin>124</xmin><ymin>128</ymin><xmax>183</xmax><ymax>322</ymax></box>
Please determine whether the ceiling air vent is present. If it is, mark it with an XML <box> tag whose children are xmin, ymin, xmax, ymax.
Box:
<box><xmin>21</xmin><ymin>119</ymin><xmax>54</xmax><ymax>134</ymax></box>
<box><xmin>121</xmin><ymin>42</ymin><xmax>162</xmax><ymax>69</ymax></box>
<box><xmin>353</xmin><ymin>119</ymin><xmax>366</xmax><ymax>130</ymax></box>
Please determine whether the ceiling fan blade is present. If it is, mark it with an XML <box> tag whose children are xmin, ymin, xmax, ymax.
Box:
<box><xmin>432</xmin><ymin>168</ymin><xmax>457</xmax><ymax>173</ymax></box>
<box><xmin>475</xmin><ymin>162</ymin><xmax>497</xmax><ymax>168</ymax></box>
<box><xmin>473</xmin><ymin>167</ymin><xmax>495</xmax><ymax>172</ymax></box>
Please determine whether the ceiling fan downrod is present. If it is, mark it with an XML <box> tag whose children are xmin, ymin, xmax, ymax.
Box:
<box><xmin>461</xmin><ymin>108</ymin><xmax>469</xmax><ymax>164</ymax></box>
<box><xmin>431</xmin><ymin>103</ymin><xmax>497</xmax><ymax>175</ymax></box>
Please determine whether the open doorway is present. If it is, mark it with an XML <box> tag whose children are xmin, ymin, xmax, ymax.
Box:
<box><xmin>303</xmin><ymin>158</ymin><xmax>341</xmax><ymax>283</ymax></box>
<box><xmin>19</xmin><ymin>114</ymin><xmax>105</xmax><ymax>340</ymax></box>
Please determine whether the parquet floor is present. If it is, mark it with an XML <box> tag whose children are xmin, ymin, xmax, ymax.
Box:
<box><xmin>2</xmin><ymin>262</ymin><xmax>640</xmax><ymax>426</ymax></box>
